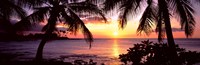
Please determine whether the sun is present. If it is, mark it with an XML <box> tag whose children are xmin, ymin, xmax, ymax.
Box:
<box><xmin>113</xmin><ymin>32</ymin><xmax>118</xmax><ymax>36</ymax></box>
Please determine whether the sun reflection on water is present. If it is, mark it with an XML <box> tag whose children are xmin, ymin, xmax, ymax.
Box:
<box><xmin>113</xmin><ymin>40</ymin><xmax>120</xmax><ymax>58</ymax></box>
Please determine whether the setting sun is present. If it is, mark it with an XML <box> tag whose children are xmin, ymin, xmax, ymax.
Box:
<box><xmin>113</xmin><ymin>32</ymin><xmax>118</xmax><ymax>36</ymax></box>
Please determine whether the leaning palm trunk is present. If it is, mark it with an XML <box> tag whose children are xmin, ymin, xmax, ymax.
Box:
<box><xmin>103</xmin><ymin>0</ymin><xmax>195</xmax><ymax>64</ymax></box>
<box><xmin>36</xmin><ymin>38</ymin><xmax>48</xmax><ymax>61</ymax></box>
<box><xmin>17</xmin><ymin>0</ymin><xmax>106</xmax><ymax>62</ymax></box>
<box><xmin>161</xmin><ymin>0</ymin><xmax>180</xmax><ymax>64</ymax></box>
<box><xmin>35</xmin><ymin>9</ymin><xmax>58</xmax><ymax>61</ymax></box>
<box><xmin>164</xmin><ymin>12</ymin><xmax>180</xmax><ymax>65</ymax></box>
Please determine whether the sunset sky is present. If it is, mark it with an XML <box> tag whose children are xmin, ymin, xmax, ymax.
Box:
<box><xmin>23</xmin><ymin>2</ymin><xmax>200</xmax><ymax>39</ymax></box>
<box><xmin>66</xmin><ymin>4</ymin><xmax>200</xmax><ymax>38</ymax></box>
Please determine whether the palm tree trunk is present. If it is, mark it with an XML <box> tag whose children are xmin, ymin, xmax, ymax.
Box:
<box><xmin>164</xmin><ymin>15</ymin><xmax>180</xmax><ymax>65</ymax></box>
<box><xmin>35</xmin><ymin>8</ymin><xmax>58</xmax><ymax>61</ymax></box>
<box><xmin>35</xmin><ymin>29</ymin><xmax>55</xmax><ymax>61</ymax></box>
<box><xmin>162</xmin><ymin>0</ymin><xmax>180</xmax><ymax>64</ymax></box>
<box><xmin>35</xmin><ymin>28</ymin><xmax>54</xmax><ymax>61</ymax></box>
<box><xmin>35</xmin><ymin>26</ymin><xmax>56</xmax><ymax>61</ymax></box>
<box><xmin>35</xmin><ymin>38</ymin><xmax>48</xmax><ymax>61</ymax></box>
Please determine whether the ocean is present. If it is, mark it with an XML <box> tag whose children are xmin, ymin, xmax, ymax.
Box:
<box><xmin>0</xmin><ymin>38</ymin><xmax>200</xmax><ymax>65</ymax></box>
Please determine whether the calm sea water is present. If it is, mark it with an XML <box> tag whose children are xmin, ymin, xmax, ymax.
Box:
<box><xmin>0</xmin><ymin>38</ymin><xmax>200</xmax><ymax>65</ymax></box>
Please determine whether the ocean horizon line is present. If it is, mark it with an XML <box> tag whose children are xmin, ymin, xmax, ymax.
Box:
<box><xmin>68</xmin><ymin>38</ymin><xmax>200</xmax><ymax>40</ymax></box>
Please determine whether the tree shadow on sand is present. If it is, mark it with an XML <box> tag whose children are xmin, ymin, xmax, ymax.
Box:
<box><xmin>119</xmin><ymin>40</ymin><xmax>200</xmax><ymax>65</ymax></box>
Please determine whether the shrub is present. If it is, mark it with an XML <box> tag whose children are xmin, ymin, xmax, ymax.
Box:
<box><xmin>119</xmin><ymin>40</ymin><xmax>200</xmax><ymax>65</ymax></box>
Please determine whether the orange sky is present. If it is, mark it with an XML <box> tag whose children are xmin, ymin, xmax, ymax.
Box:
<box><xmin>18</xmin><ymin>2</ymin><xmax>197</xmax><ymax>39</ymax></box>
<box><xmin>66</xmin><ymin>4</ymin><xmax>200</xmax><ymax>39</ymax></box>
<box><xmin>33</xmin><ymin>15</ymin><xmax>199</xmax><ymax>39</ymax></box>
<box><xmin>66</xmin><ymin>15</ymin><xmax>200</xmax><ymax>38</ymax></box>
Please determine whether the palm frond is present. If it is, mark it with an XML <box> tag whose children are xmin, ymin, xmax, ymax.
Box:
<box><xmin>86</xmin><ymin>0</ymin><xmax>102</xmax><ymax>4</ymax></box>
<box><xmin>137</xmin><ymin>0</ymin><xmax>156</xmax><ymax>36</ymax></box>
<box><xmin>14</xmin><ymin>7</ymin><xmax>50</xmax><ymax>31</ymax></box>
<box><xmin>60</xmin><ymin>0</ymin><xmax>69</xmax><ymax>4</ymax></box>
<box><xmin>118</xmin><ymin>11</ymin><xmax>127</xmax><ymax>29</ymax></box>
<box><xmin>61</xmin><ymin>9</ymin><xmax>79</xmax><ymax>35</ymax></box>
<box><xmin>171</xmin><ymin>0</ymin><xmax>195</xmax><ymax>37</ymax></box>
<box><xmin>70</xmin><ymin>0</ymin><xmax>79</xmax><ymax>3</ymax></box>
<box><xmin>103</xmin><ymin>0</ymin><xmax>123</xmax><ymax>12</ymax></box>
<box><xmin>1</xmin><ymin>0</ymin><xmax>27</xmax><ymax>19</ymax></box>
<box><xmin>11</xmin><ymin>3</ymin><xmax>27</xmax><ymax>19</ymax></box>
<box><xmin>0</xmin><ymin>0</ymin><xmax>22</xmax><ymax>19</ymax></box>
<box><xmin>28</xmin><ymin>7</ymin><xmax>50</xmax><ymax>23</ymax></box>
<box><xmin>68</xmin><ymin>2</ymin><xmax>107</xmax><ymax>22</ymax></box>
<box><xmin>184</xmin><ymin>6</ymin><xmax>195</xmax><ymax>37</ymax></box>
<box><xmin>119</xmin><ymin>0</ymin><xmax>143</xmax><ymax>29</ymax></box>
<box><xmin>17</xmin><ymin>0</ymin><xmax>47</xmax><ymax>8</ymax></box>
<box><xmin>68</xmin><ymin>9</ymin><xmax>93</xmax><ymax>48</ymax></box>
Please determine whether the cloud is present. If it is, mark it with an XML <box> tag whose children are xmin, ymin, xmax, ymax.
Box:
<box><xmin>172</xmin><ymin>28</ymin><xmax>184</xmax><ymax>32</ymax></box>
<box><xmin>153</xmin><ymin>27</ymin><xmax>184</xmax><ymax>32</ymax></box>
<box><xmin>30</xmin><ymin>24</ymin><xmax>43</xmax><ymax>31</ymax></box>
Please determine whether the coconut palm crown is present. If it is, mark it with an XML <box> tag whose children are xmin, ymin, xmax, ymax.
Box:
<box><xmin>16</xmin><ymin>0</ymin><xmax>107</xmax><ymax>61</ymax></box>
<box><xmin>103</xmin><ymin>0</ymin><xmax>196</xmax><ymax>65</ymax></box>
<box><xmin>0</xmin><ymin>0</ymin><xmax>26</xmax><ymax>33</ymax></box>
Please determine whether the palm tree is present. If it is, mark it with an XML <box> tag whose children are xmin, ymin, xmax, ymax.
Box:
<box><xmin>0</xmin><ymin>0</ymin><xmax>26</xmax><ymax>33</ymax></box>
<box><xmin>17</xmin><ymin>0</ymin><xmax>107</xmax><ymax>61</ymax></box>
<box><xmin>104</xmin><ymin>0</ymin><xmax>196</xmax><ymax>64</ymax></box>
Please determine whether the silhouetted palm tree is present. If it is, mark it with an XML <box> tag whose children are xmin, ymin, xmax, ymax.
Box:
<box><xmin>104</xmin><ymin>0</ymin><xmax>196</xmax><ymax>65</ymax></box>
<box><xmin>17</xmin><ymin>0</ymin><xmax>107</xmax><ymax>61</ymax></box>
<box><xmin>0</xmin><ymin>0</ymin><xmax>26</xmax><ymax>33</ymax></box>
